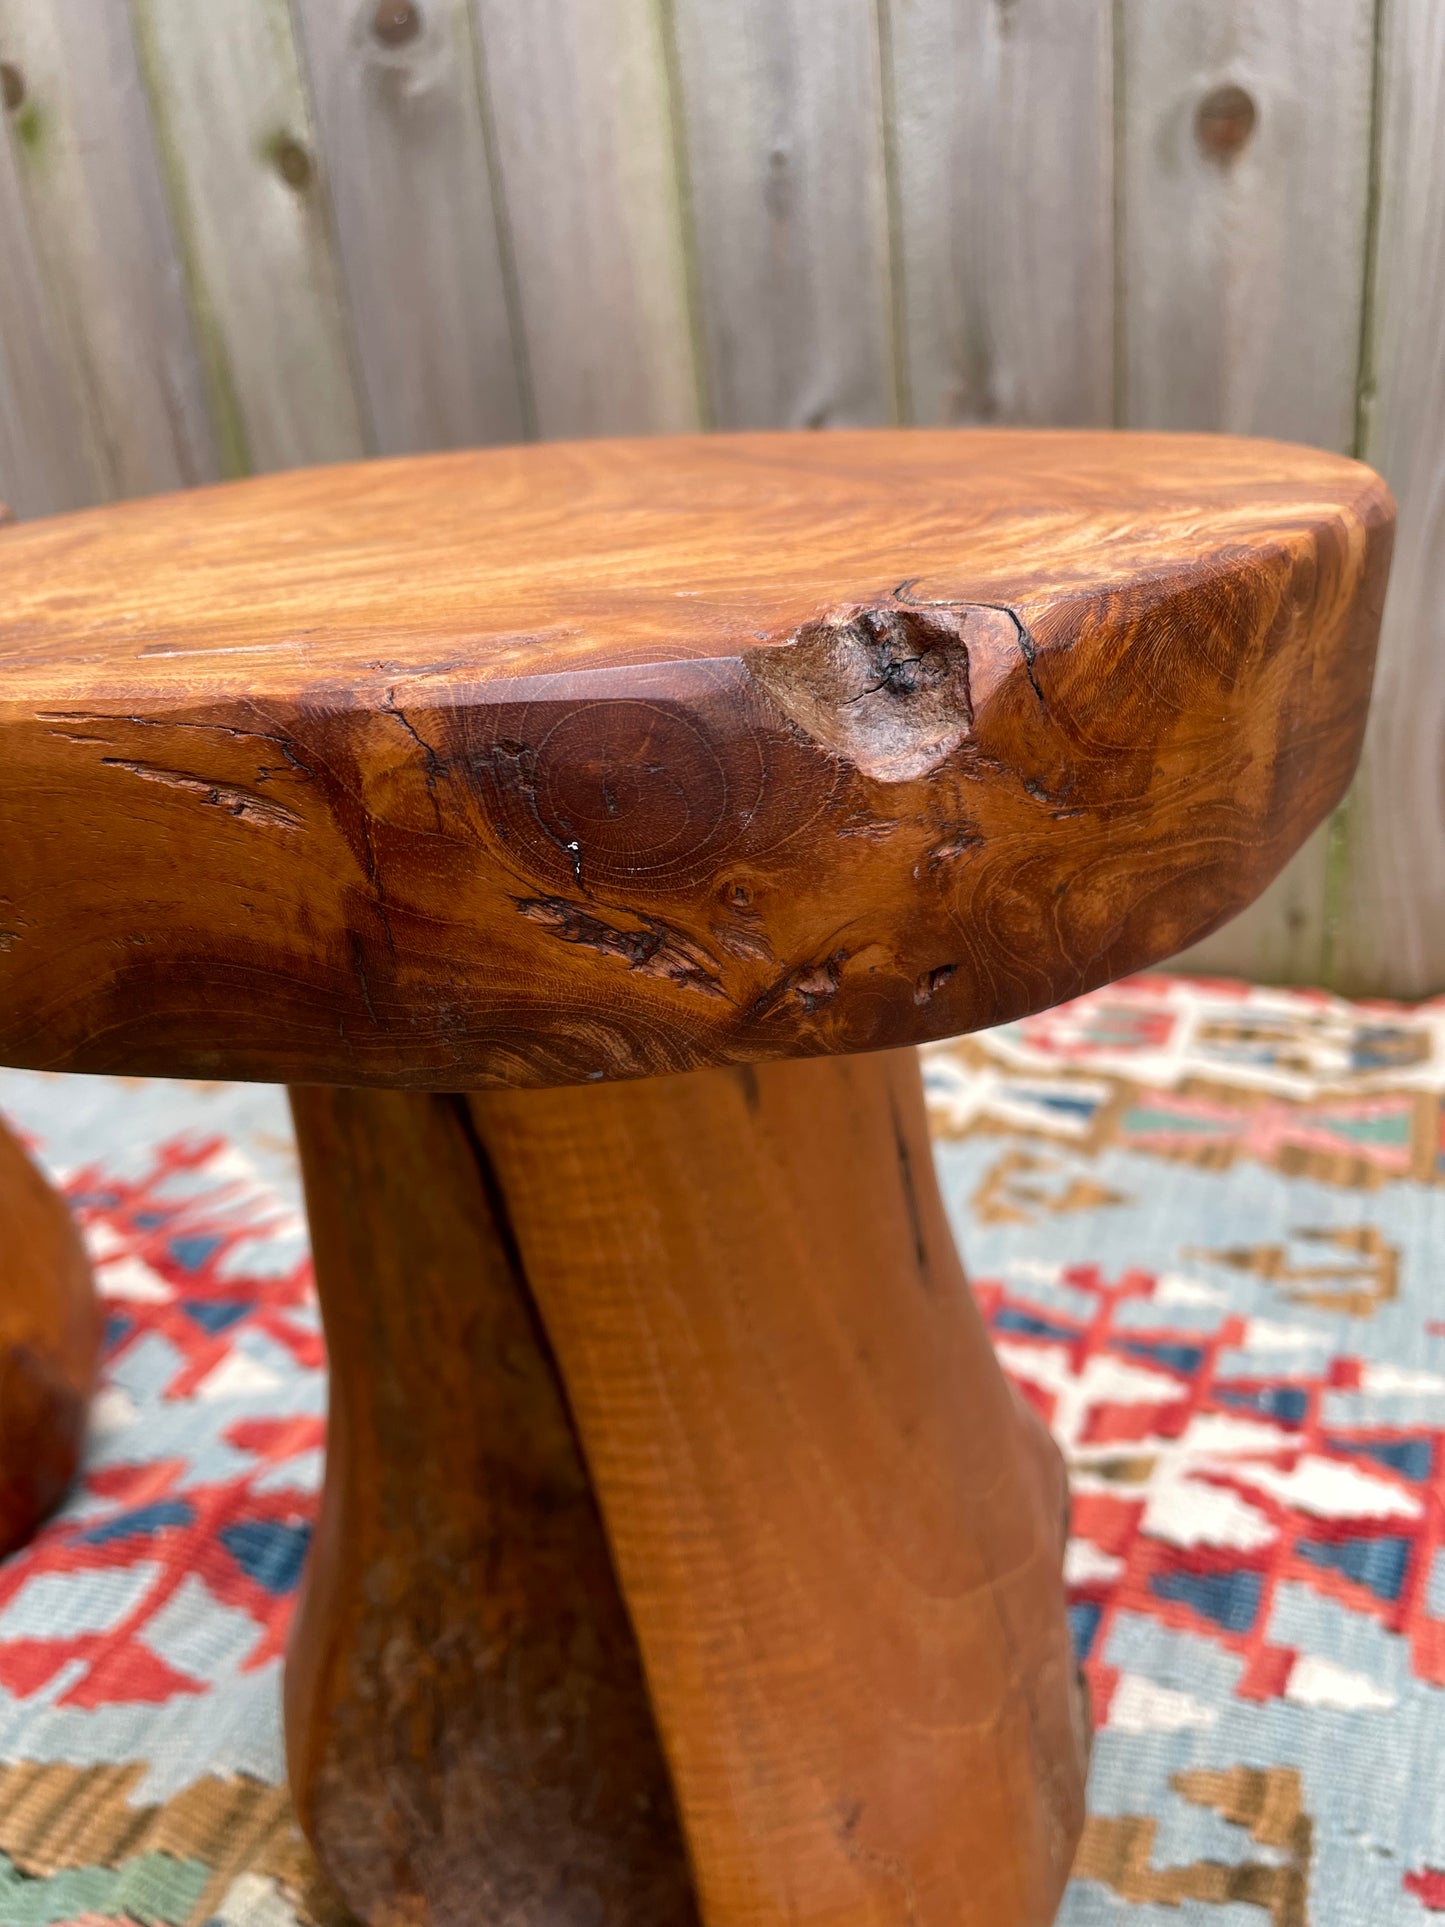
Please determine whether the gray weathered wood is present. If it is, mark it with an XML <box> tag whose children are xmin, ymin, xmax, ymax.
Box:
<box><xmin>467</xmin><ymin>0</ymin><xmax>698</xmax><ymax>438</ymax></box>
<box><xmin>0</xmin><ymin>0</ymin><xmax>217</xmax><ymax>502</ymax></box>
<box><xmin>1118</xmin><ymin>0</ymin><xmax>1375</xmax><ymax>442</ymax></box>
<box><xmin>130</xmin><ymin>0</ymin><xmax>368</xmax><ymax>473</ymax></box>
<box><xmin>292</xmin><ymin>0</ymin><xmax>526</xmax><ymax>454</ymax></box>
<box><xmin>0</xmin><ymin>76</ymin><xmax>103</xmax><ymax>516</ymax></box>
<box><xmin>669</xmin><ymin>0</ymin><xmax>895</xmax><ymax>429</ymax></box>
<box><xmin>1330</xmin><ymin>0</ymin><xmax>1445</xmax><ymax>996</ymax></box>
<box><xmin>886</xmin><ymin>0</ymin><xmax>1113</xmax><ymax>428</ymax></box>
<box><xmin>1119</xmin><ymin>0</ymin><xmax>1377</xmax><ymax>985</ymax></box>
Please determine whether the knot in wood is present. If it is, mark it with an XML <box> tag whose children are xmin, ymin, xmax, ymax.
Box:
<box><xmin>1196</xmin><ymin>82</ymin><xmax>1257</xmax><ymax>161</ymax></box>
<box><xmin>371</xmin><ymin>0</ymin><xmax>422</xmax><ymax>46</ymax></box>
<box><xmin>270</xmin><ymin>134</ymin><xmax>313</xmax><ymax>191</ymax></box>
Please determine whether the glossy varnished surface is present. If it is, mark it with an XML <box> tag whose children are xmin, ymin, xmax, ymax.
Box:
<box><xmin>0</xmin><ymin>430</ymin><xmax>1392</xmax><ymax>1087</ymax></box>
<box><xmin>0</xmin><ymin>1115</ymin><xmax>99</xmax><ymax>1553</ymax></box>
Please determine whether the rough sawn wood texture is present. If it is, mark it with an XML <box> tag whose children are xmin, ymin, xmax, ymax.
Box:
<box><xmin>0</xmin><ymin>430</ymin><xmax>1393</xmax><ymax>1090</ymax></box>
<box><xmin>285</xmin><ymin>1049</ymin><xmax>1088</xmax><ymax>1927</ymax></box>
<box><xmin>468</xmin><ymin>1049</ymin><xmax>1089</xmax><ymax>1927</ymax></box>
<box><xmin>286</xmin><ymin>1082</ymin><xmax>696</xmax><ymax>1927</ymax></box>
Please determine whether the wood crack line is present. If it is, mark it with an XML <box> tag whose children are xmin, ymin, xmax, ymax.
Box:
<box><xmin>99</xmin><ymin>758</ymin><xmax>306</xmax><ymax>831</ymax></box>
<box><xmin>38</xmin><ymin>710</ymin><xmax>316</xmax><ymax>776</ymax></box>
<box><xmin>513</xmin><ymin>896</ymin><xmax>727</xmax><ymax>999</ymax></box>
<box><xmin>889</xmin><ymin>583</ymin><xmax>1047</xmax><ymax>711</ymax></box>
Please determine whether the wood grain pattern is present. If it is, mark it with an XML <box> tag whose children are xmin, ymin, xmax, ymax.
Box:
<box><xmin>0</xmin><ymin>430</ymin><xmax>1391</xmax><ymax>1088</ymax></box>
<box><xmin>468</xmin><ymin>1048</ymin><xmax>1087</xmax><ymax>1926</ymax></box>
<box><xmin>292</xmin><ymin>0</ymin><xmax>526</xmax><ymax>455</ymax></box>
<box><xmin>467</xmin><ymin>0</ymin><xmax>698</xmax><ymax>437</ymax></box>
<box><xmin>0</xmin><ymin>0</ymin><xmax>218</xmax><ymax>500</ymax></box>
<box><xmin>886</xmin><ymin>0</ymin><xmax>1113</xmax><ymax>429</ymax></box>
<box><xmin>286</xmin><ymin>1083</ymin><xmax>694</xmax><ymax>1927</ymax></box>
<box><xmin>0</xmin><ymin>1112</ymin><xmax>99</xmax><ymax>1556</ymax></box>
<box><xmin>130</xmin><ymin>0</ymin><xmax>367</xmax><ymax>473</ymax></box>
<box><xmin>1330</xmin><ymin>0</ymin><xmax>1445</xmax><ymax>996</ymax></box>
<box><xmin>0</xmin><ymin>7</ymin><xmax>1437</xmax><ymax>989</ymax></box>
<box><xmin>1117</xmin><ymin>0</ymin><xmax>1378</xmax><ymax>985</ymax></box>
<box><xmin>669</xmin><ymin>0</ymin><xmax>896</xmax><ymax>428</ymax></box>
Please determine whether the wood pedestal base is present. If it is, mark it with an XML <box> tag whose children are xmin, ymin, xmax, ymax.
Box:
<box><xmin>0</xmin><ymin>1116</ymin><xmax>100</xmax><ymax>1555</ymax></box>
<box><xmin>287</xmin><ymin>1050</ymin><xmax>1087</xmax><ymax>1927</ymax></box>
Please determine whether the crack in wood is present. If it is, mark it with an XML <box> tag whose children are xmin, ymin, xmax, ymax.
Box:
<box><xmin>99</xmin><ymin>758</ymin><xmax>306</xmax><ymax>831</ymax></box>
<box><xmin>513</xmin><ymin>896</ymin><xmax>726</xmax><ymax>998</ymax></box>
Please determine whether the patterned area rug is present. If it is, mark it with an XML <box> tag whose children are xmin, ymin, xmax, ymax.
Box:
<box><xmin>2</xmin><ymin>975</ymin><xmax>1445</xmax><ymax>1926</ymax></box>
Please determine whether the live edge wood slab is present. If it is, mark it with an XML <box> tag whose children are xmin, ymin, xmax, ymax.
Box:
<box><xmin>0</xmin><ymin>431</ymin><xmax>1392</xmax><ymax>1927</ymax></box>
<box><xmin>0</xmin><ymin>430</ymin><xmax>1392</xmax><ymax>1087</ymax></box>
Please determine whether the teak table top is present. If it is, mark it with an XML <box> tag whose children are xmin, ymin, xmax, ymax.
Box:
<box><xmin>0</xmin><ymin>429</ymin><xmax>1392</xmax><ymax>1088</ymax></box>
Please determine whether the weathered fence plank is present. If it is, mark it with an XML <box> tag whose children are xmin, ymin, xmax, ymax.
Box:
<box><xmin>1118</xmin><ymin>0</ymin><xmax>1378</xmax><ymax>984</ymax></box>
<box><xmin>468</xmin><ymin>0</ymin><xmax>698</xmax><ymax>438</ymax></box>
<box><xmin>1331</xmin><ymin>0</ymin><xmax>1445</xmax><ymax>996</ymax></box>
<box><xmin>0</xmin><ymin>82</ymin><xmax>104</xmax><ymax>516</ymax></box>
<box><xmin>887</xmin><ymin>0</ymin><xmax>1114</xmax><ymax>428</ymax></box>
<box><xmin>130</xmin><ymin>0</ymin><xmax>368</xmax><ymax>473</ymax></box>
<box><xmin>669</xmin><ymin>0</ymin><xmax>895</xmax><ymax>428</ymax></box>
<box><xmin>1118</xmin><ymin>0</ymin><xmax>1376</xmax><ymax>442</ymax></box>
<box><xmin>0</xmin><ymin>1</ymin><xmax>217</xmax><ymax>503</ymax></box>
<box><xmin>293</xmin><ymin>0</ymin><xmax>526</xmax><ymax>454</ymax></box>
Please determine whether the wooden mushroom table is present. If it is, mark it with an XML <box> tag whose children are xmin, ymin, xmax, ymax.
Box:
<box><xmin>0</xmin><ymin>431</ymin><xmax>1393</xmax><ymax>1927</ymax></box>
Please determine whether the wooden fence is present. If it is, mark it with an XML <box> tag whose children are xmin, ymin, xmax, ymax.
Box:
<box><xmin>1</xmin><ymin>0</ymin><xmax>1440</xmax><ymax>996</ymax></box>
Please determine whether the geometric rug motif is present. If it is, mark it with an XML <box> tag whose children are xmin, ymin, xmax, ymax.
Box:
<box><xmin>1</xmin><ymin>973</ymin><xmax>1445</xmax><ymax>1923</ymax></box>
<box><xmin>926</xmin><ymin>976</ymin><xmax>1445</xmax><ymax>1925</ymax></box>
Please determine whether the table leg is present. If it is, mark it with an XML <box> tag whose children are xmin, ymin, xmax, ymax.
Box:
<box><xmin>0</xmin><ymin>1115</ymin><xmax>99</xmax><ymax>1555</ymax></box>
<box><xmin>288</xmin><ymin>1050</ymin><xmax>1087</xmax><ymax>1927</ymax></box>
<box><xmin>286</xmin><ymin>1084</ymin><xmax>695</xmax><ymax>1927</ymax></box>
